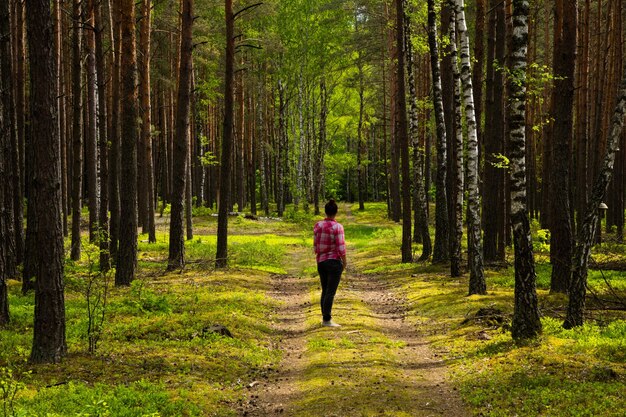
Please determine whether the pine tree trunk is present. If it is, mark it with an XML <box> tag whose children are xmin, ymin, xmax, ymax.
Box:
<box><xmin>509</xmin><ymin>0</ymin><xmax>542</xmax><ymax>341</ymax></box>
<box><xmin>565</xmin><ymin>65</ymin><xmax>626</xmax><ymax>329</ymax></box>
<box><xmin>357</xmin><ymin>56</ymin><xmax>366</xmax><ymax>212</ymax></box>
<box><xmin>473</xmin><ymin>0</ymin><xmax>485</xmax><ymax>151</ymax></box>
<box><xmin>276</xmin><ymin>80</ymin><xmax>286</xmax><ymax>217</ymax></box>
<box><xmin>455</xmin><ymin>0</ymin><xmax>485</xmax><ymax>293</ymax></box>
<box><xmin>85</xmin><ymin>0</ymin><xmax>100</xmax><ymax>244</ymax></box>
<box><xmin>108</xmin><ymin>0</ymin><xmax>121</xmax><ymax>265</ymax></box>
<box><xmin>0</xmin><ymin>0</ymin><xmax>13</xmax><ymax>325</ymax></box>
<box><xmin>428</xmin><ymin>0</ymin><xmax>449</xmax><ymax>264</ymax></box>
<box><xmin>168</xmin><ymin>0</ymin><xmax>193</xmax><ymax>270</ymax></box>
<box><xmin>25</xmin><ymin>0</ymin><xmax>67</xmax><ymax>363</ymax></box>
<box><xmin>115</xmin><ymin>0</ymin><xmax>139</xmax><ymax>286</ymax></box>
<box><xmin>483</xmin><ymin>0</ymin><xmax>506</xmax><ymax>263</ymax></box>
<box><xmin>12</xmin><ymin>0</ymin><xmax>24</xmax><ymax>267</ymax></box>
<box><xmin>139</xmin><ymin>0</ymin><xmax>156</xmax><ymax>243</ymax></box>
<box><xmin>216</xmin><ymin>0</ymin><xmax>235</xmax><ymax>268</ymax></box>
<box><xmin>94</xmin><ymin>0</ymin><xmax>110</xmax><ymax>271</ymax></box>
<box><xmin>397</xmin><ymin>0</ymin><xmax>412</xmax><ymax>263</ymax></box>
<box><xmin>70</xmin><ymin>0</ymin><xmax>83</xmax><ymax>261</ymax></box>
<box><xmin>549</xmin><ymin>0</ymin><xmax>576</xmax><ymax>294</ymax></box>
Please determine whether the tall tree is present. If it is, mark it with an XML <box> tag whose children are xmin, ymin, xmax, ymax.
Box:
<box><xmin>12</xmin><ymin>0</ymin><xmax>24</xmax><ymax>268</ymax></box>
<box><xmin>455</xmin><ymin>0</ymin><xmax>485</xmax><ymax>293</ymax></box>
<box><xmin>509</xmin><ymin>0</ymin><xmax>542</xmax><ymax>341</ymax></box>
<box><xmin>448</xmin><ymin>1</ymin><xmax>464</xmax><ymax>277</ymax></box>
<box><xmin>94</xmin><ymin>0</ymin><xmax>110</xmax><ymax>271</ymax></box>
<box><xmin>85</xmin><ymin>0</ymin><xmax>99</xmax><ymax>243</ymax></box>
<box><xmin>565</xmin><ymin>64</ymin><xmax>626</xmax><ymax>329</ymax></box>
<box><xmin>216</xmin><ymin>0</ymin><xmax>235</xmax><ymax>268</ymax></box>
<box><xmin>115</xmin><ymin>0</ymin><xmax>139</xmax><ymax>286</ymax></box>
<box><xmin>168</xmin><ymin>0</ymin><xmax>194</xmax><ymax>270</ymax></box>
<box><xmin>405</xmin><ymin>2</ymin><xmax>431</xmax><ymax>261</ymax></box>
<box><xmin>70</xmin><ymin>0</ymin><xmax>83</xmax><ymax>261</ymax></box>
<box><xmin>139</xmin><ymin>0</ymin><xmax>156</xmax><ymax>243</ymax></box>
<box><xmin>0</xmin><ymin>0</ymin><xmax>14</xmax><ymax>325</ymax></box>
<box><xmin>549</xmin><ymin>0</ymin><xmax>577</xmax><ymax>294</ymax></box>
<box><xmin>109</xmin><ymin>0</ymin><xmax>122</xmax><ymax>265</ymax></box>
<box><xmin>428</xmin><ymin>0</ymin><xmax>449</xmax><ymax>264</ymax></box>
<box><xmin>25</xmin><ymin>0</ymin><xmax>67</xmax><ymax>362</ymax></box>
<box><xmin>396</xmin><ymin>0</ymin><xmax>412</xmax><ymax>263</ymax></box>
<box><xmin>483</xmin><ymin>0</ymin><xmax>507</xmax><ymax>263</ymax></box>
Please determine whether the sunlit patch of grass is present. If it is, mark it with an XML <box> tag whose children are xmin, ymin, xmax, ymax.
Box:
<box><xmin>343</xmin><ymin>203</ymin><xmax>626</xmax><ymax>417</ymax></box>
<box><xmin>2</xmin><ymin>220</ymin><xmax>293</xmax><ymax>416</ymax></box>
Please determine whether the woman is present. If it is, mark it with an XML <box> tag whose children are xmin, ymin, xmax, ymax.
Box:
<box><xmin>313</xmin><ymin>199</ymin><xmax>347</xmax><ymax>327</ymax></box>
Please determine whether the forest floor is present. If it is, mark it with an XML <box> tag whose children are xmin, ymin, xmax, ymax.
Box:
<box><xmin>1</xmin><ymin>202</ymin><xmax>625</xmax><ymax>416</ymax></box>
<box><xmin>243</xmin><ymin>208</ymin><xmax>468</xmax><ymax>416</ymax></box>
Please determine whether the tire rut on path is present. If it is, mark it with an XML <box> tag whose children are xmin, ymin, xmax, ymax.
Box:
<box><xmin>243</xmin><ymin>245</ymin><xmax>312</xmax><ymax>417</ymax></box>
<box><xmin>244</xmin><ymin>210</ymin><xmax>469</xmax><ymax>416</ymax></box>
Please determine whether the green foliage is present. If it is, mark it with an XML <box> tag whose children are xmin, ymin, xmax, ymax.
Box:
<box><xmin>17</xmin><ymin>380</ymin><xmax>197</xmax><ymax>417</ymax></box>
<box><xmin>488</xmin><ymin>153</ymin><xmax>510</xmax><ymax>169</ymax></box>
<box><xmin>0</xmin><ymin>364</ymin><xmax>29</xmax><ymax>417</ymax></box>
<box><xmin>123</xmin><ymin>280</ymin><xmax>171</xmax><ymax>314</ymax></box>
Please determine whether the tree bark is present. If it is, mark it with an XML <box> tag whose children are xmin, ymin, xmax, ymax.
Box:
<box><xmin>108</xmin><ymin>0</ymin><xmax>121</xmax><ymax>265</ymax></box>
<box><xmin>428</xmin><ymin>0</ymin><xmax>449</xmax><ymax>264</ymax></box>
<box><xmin>12</xmin><ymin>0</ymin><xmax>24</xmax><ymax>268</ymax></box>
<box><xmin>447</xmin><ymin>1</ymin><xmax>464</xmax><ymax>277</ymax></box>
<box><xmin>94</xmin><ymin>0</ymin><xmax>110</xmax><ymax>271</ymax></box>
<box><xmin>168</xmin><ymin>0</ymin><xmax>193</xmax><ymax>270</ymax></box>
<box><xmin>509</xmin><ymin>0</ymin><xmax>542</xmax><ymax>341</ymax></box>
<box><xmin>0</xmin><ymin>0</ymin><xmax>14</xmax><ymax>325</ymax></box>
<box><xmin>405</xmin><ymin>4</ymin><xmax>431</xmax><ymax>261</ymax></box>
<box><xmin>396</xmin><ymin>0</ymin><xmax>412</xmax><ymax>263</ymax></box>
<box><xmin>216</xmin><ymin>0</ymin><xmax>235</xmax><ymax>268</ymax></box>
<box><xmin>549</xmin><ymin>0</ymin><xmax>576</xmax><ymax>294</ymax></box>
<box><xmin>70</xmin><ymin>0</ymin><xmax>83</xmax><ymax>261</ymax></box>
<box><xmin>483</xmin><ymin>0</ymin><xmax>507</xmax><ymax>263</ymax></box>
<box><xmin>565</xmin><ymin>64</ymin><xmax>626</xmax><ymax>329</ymax></box>
<box><xmin>115</xmin><ymin>0</ymin><xmax>139</xmax><ymax>286</ymax></box>
<box><xmin>25</xmin><ymin>0</ymin><xmax>67</xmax><ymax>363</ymax></box>
<box><xmin>139</xmin><ymin>0</ymin><xmax>156</xmax><ymax>243</ymax></box>
<box><xmin>455</xmin><ymin>0</ymin><xmax>485</xmax><ymax>293</ymax></box>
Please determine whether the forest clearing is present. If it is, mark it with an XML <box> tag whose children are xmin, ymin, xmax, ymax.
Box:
<box><xmin>1</xmin><ymin>0</ymin><xmax>626</xmax><ymax>415</ymax></box>
<box><xmin>1</xmin><ymin>204</ymin><xmax>625</xmax><ymax>416</ymax></box>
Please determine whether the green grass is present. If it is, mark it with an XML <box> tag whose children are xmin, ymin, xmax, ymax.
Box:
<box><xmin>2</xmin><ymin>203</ymin><xmax>625</xmax><ymax>416</ymax></box>
<box><xmin>0</xmin><ymin>215</ymin><xmax>299</xmax><ymax>416</ymax></box>
<box><xmin>346</xmin><ymin>202</ymin><xmax>626</xmax><ymax>417</ymax></box>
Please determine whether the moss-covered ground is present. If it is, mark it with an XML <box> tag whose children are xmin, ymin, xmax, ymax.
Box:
<box><xmin>0</xmin><ymin>203</ymin><xmax>624</xmax><ymax>416</ymax></box>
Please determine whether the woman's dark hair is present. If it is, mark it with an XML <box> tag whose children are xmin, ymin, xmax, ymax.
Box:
<box><xmin>325</xmin><ymin>199</ymin><xmax>338</xmax><ymax>216</ymax></box>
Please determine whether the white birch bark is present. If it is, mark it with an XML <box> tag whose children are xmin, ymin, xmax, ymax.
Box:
<box><xmin>448</xmin><ymin>1</ymin><xmax>464</xmax><ymax>278</ymax></box>
<box><xmin>564</xmin><ymin>65</ymin><xmax>626</xmax><ymax>328</ymax></box>
<box><xmin>509</xmin><ymin>0</ymin><xmax>542</xmax><ymax>340</ymax></box>
<box><xmin>455</xmin><ymin>0</ymin><xmax>485</xmax><ymax>293</ymax></box>
<box><xmin>428</xmin><ymin>0</ymin><xmax>449</xmax><ymax>264</ymax></box>
<box><xmin>404</xmin><ymin>4</ymin><xmax>431</xmax><ymax>260</ymax></box>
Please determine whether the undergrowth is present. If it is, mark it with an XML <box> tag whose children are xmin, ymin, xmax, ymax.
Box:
<box><xmin>349</xmin><ymin>202</ymin><xmax>626</xmax><ymax>417</ymax></box>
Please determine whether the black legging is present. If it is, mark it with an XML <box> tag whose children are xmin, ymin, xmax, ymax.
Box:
<box><xmin>317</xmin><ymin>259</ymin><xmax>343</xmax><ymax>321</ymax></box>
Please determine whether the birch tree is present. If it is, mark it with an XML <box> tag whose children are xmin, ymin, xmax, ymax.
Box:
<box><xmin>509</xmin><ymin>0</ymin><xmax>542</xmax><ymax>340</ymax></box>
<box><xmin>404</xmin><ymin>2</ymin><xmax>431</xmax><ymax>261</ymax></box>
<box><xmin>448</xmin><ymin>1</ymin><xmax>464</xmax><ymax>278</ymax></box>
<box><xmin>427</xmin><ymin>0</ymin><xmax>449</xmax><ymax>264</ymax></box>
<box><xmin>454</xmin><ymin>0</ymin><xmax>485</xmax><ymax>293</ymax></box>
<box><xmin>564</xmin><ymin>65</ymin><xmax>626</xmax><ymax>329</ymax></box>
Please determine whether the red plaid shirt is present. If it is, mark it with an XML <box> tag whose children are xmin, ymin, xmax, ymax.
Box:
<box><xmin>313</xmin><ymin>218</ymin><xmax>346</xmax><ymax>263</ymax></box>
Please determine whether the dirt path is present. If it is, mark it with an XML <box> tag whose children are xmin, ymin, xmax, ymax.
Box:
<box><xmin>244</xmin><ymin>213</ymin><xmax>469</xmax><ymax>416</ymax></box>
